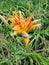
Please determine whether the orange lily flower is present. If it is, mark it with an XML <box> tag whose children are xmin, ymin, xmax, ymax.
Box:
<box><xmin>8</xmin><ymin>11</ymin><xmax>41</xmax><ymax>47</ymax></box>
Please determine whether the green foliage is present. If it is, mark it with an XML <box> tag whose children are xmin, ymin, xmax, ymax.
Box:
<box><xmin>0</xmin><ymin>0</ymin><xmax>49</xmax><ymax>65</ymax></box>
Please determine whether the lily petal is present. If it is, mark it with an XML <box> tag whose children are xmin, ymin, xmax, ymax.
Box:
<box><xmin>13</xmin><ymin>25</ymin><xmax>21</xmax><ymax>30</ymax></box>
<box><xmin>28</xmin><ymin>24</ymin><xmax>41</xmax><ymax>31</ymax></box>
<box><xmin>8</xmin><ymin>16</ymin><xmax>16</xmax><ymax>23</ymax></box>
<box><xmin>12</xmin><ymin>11</ymin><xmax>19</xmax><ymax>20</ymax></box>
<box><xmin>25</xmin><ymin>13</ymin><xmax>34</xmax><ymax>26</ymax></box>
<box><xmin>31</xmin><ymin>19</ymin><xmax>41</xmax><ymax>25</ymax></box>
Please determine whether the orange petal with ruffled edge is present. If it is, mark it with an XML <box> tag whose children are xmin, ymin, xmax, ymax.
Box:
<box><xmin>13</xmin><ymin>25</ymin><xmax>21</xmax><ymax>30</ymax></box>
<box><xmin>25</xmin><ymin>13</ymin><xmax>34</xmax><ymax>26</ymax></box>
<box><xmin>27</xmin><ymin>24</ymin><xmax>41</xmax><ymax>31</ymax></box>
<box><xmin>26</xmin><ymin>19</ymin><xmax>41</xmax><ymax>31</ymax></box>
<box><xmin>8</xmin><ymin>16</ymin><xmax>16</xmax><ymax>23</ymax></box>
<box><xmin>12</xmin><ymin>11</ymin><xmax>19</xmax><ymax>20</ymax></box>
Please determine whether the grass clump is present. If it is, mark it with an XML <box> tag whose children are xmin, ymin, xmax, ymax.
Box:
<box><xmin>0</xmin><ymin>0</ymin><xmax>49</xmax><ymax>65</ymax></box>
